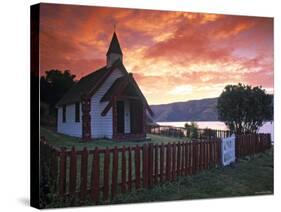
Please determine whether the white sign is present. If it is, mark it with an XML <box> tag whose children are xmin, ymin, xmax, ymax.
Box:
<box><xmin>221</xmin><ymin>134</ymin><xmax>236</xmax><ymax>166</ymax></box>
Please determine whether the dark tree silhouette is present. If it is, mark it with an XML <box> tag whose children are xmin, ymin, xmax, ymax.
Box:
<box><xmin>40</xmin><ymin>70</ymin><xmax>76</xmax><ymax>126</ymax></box>
<box><xmin>217</xmin><ymin>83</ymin><xmax>273</xmax><ymax>135</ymax></box>
<box><xmin>40</xmin><ymin>70</ymin><xmax>76</xmax><ymax>113</ymax></box>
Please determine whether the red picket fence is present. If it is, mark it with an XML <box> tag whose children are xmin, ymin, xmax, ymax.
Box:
<box><xmin>235</xmin><ymin>133</ymin><xmax>271</xmax><ymax>158</ymax></box>
<box><xmin>40</xmin><ymin>133</ymin><xmax>271</xmax><ymax>205</ymax></box>
<box><xmin>40</xmin><ymin>138</ymin><xmax>222</xmax><ymax>204</ymax></box>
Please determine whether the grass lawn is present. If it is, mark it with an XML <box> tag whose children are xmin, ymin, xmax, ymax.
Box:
<box><xmin>111</xmin><ymin>148</ymin><xmax>273</xmax><ymax>204</ymax></box>
<box><xmin>40</xmin><ymin>127</ymin><xmax>189</xmax><ymax>150</ymax></box>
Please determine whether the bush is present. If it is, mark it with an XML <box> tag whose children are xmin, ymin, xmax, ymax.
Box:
<box><xmin>39</xmin><ymin>142</ymin><xmax>59</xmax><ymax>208</ymax></box>
<box><xmin>201</xmin><ymin>128</ymin><xmax>216</xmax><ymax>139</ymax></box>
<box><xmin>185</xmin><ymin>122</ymin><xmax>199</xmax><ymax>139</ymax></box>
<box><xmin>217</xmin><ymin>83</ymin><xmax>273</xmax><ymax>134</ymax></box>
<box><xmin>40</xmin><ymin>101</ymin><xmax>57</xmax><ymax>127</ymax></box>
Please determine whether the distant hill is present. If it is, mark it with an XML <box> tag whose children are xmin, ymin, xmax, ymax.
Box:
<box><xmin>150</xmin><ymin>97</ymin><xmax>219</xmax><ymax>122</ymax></box>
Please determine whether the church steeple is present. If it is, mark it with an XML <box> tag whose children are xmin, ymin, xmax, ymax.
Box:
<box><xmin>106</xmin><ymin>31</ymin><xmax>123</xmax><ymax>67</ymax></box>
<box><xmin>107</xmin><ymin>32</ymin><xmax>123</xmax><ymax>56</ymax></box>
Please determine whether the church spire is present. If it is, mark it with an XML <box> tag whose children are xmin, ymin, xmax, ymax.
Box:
<box><xmin>106</xmin><ymin>31</ymin><xmax>123</xmax><ymax>56</ymax></box>
<box><xmin>106</xmin><ymin>30</ymin><xmax>123</xmax><ymax>67</ymax></box>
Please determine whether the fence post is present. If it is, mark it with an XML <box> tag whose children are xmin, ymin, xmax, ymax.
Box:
<box><xmin>166</xmin><ymin>143</ymin><xmax>171</xmax><ymax>181</ymax></box>
<box><xmin>80</xmin><ymin>147</ymin><xmax>88</xmax><ymax>202</ymax></box>
<box><xmin>201</xmin><ymin>141</ymin><xmax>205</xmax><ymax>170</ymax></box>
<box><xmin>172</xmin><ymin>143</ymin><xmax>176</xmax><ymax>181</ymax></box>
<box><xmin>214</xmin><ymin>140</ymin><xmax>219</xmax><ymax>166</ymax></box>
<box><xmin>128</xmin><ymin>146</ymin><xmax>132</xmax><ymax>191</ymax></box>
<box><xmin>135</xmin><ymin>145</ymin><xmax>141</xmax><ymax>189</ymax></box>
<box><xmin>261</xmin><ymin>134</ymin><xmax>264</xmax><ymax>151</ymax></box>
<box><xmin>251</xmin><ymin>134</ymin><xmax>257</xmax><ymax>154</ymax></box>
<box><xmin>103</xmin><ymin>148</ymin><xmax>110</xmax><ymax>201</ymax></box>
<box><xmin>249</xmin><ymin>134</ymin><xmax>252</xmax><ymax>155</ymax></box>
<box><xmin>252</xmin><ymin>134</ymin><xmax>256</xmax><ymax>155</ymax></box>
<box><xmin>254</xmin><ymin>134</ymin><xmax>258</xmax><ymax>153</ymax></box>
<box><xmin>186</xmin><ymin>142</ymin><xmax>193</xmax><ymax>175</ymax></box>
<box><xmin>258</xmin><ymin>134</ymin><xmax>262</xmax><ymax>153</ymax></box>
<box><xmin>263</xmin><ymin>134</ymin><xmax>266</xmax><ymax>152</ymax></box>
<box><xmin>199</xmin><ymin>141</ymin><xmax>203</xmax><ymax>170</ymax></box>
<box><xmin>69</xmin><ymin>146</ymin><xmax>77</xmax><ymax>195</ymax></box>
<box><xmin>121</xmin><ymin>146</ymin><xmax>127</xmax><ymax>193</ymax></box>
<box><xmin>247</xmin><ymin>134</ymin><xmax>251</xmax><ymax>155</ymax></box>
<box><xmin>185</xmin><ymin>143</ymin><xmax>189</xmax><ymax>175</ymax></box>
<box><xmin>195</xmin><ymin>142</ymin><xmax>200</xmax><ymax>172</ymax></box>
<box><xmin>91</xmin><ymin>147</ymin><xmax>100</xmax><ymax>204</ymax></box>
<box><xmin>205</xmin><ymin>141</ymin><xmax>209</xmax><ymax>169</ymax></box>
<box><xmin>181</xmin><ymin>143</ymin><xmax>185</xmax><ymax>176</ymax></box>
<box><xmin>235</xmin><ymin>135</ymin><xmax>239</xmax><ymax>159</ymax></box>
<box><xmin>235</xmin><ymin>135</ymin><xmax>242</xmax><ymax>158</ymax></box>
<box><xmin>142</xmin><ymin>144</ymin><xmax>149</xmax><ymax>188</ymax></box>
<box><xmin>212</xmin><ymin>140</ymin><xmax>216</xmax><ymax>165</ymax></box>
<box><xmin>49</xmin><ymin>148</ymin><xmax>59</xmax><ymax>193</ymax></box>
<box><xmin>204</xmin><ymin>140</ymin><xmax>207</xmax><ymax>169</ymax></box>
<box><xmin>261</xmin><ymin>134</ymin><xmax>265</xmax><ymax>152</ymax></box>
<box><xmin>209</xmin><ymin>140</ymin><xmax>212</xmax><ymax>168</ymax></box>
<box><xmin>154</xmin><ymin>144</ymin><xmax>159</xmax><ymax>184</ymax></box>
<box><xmin>244</xmin><ymin>134</ymin><xmax>247</xmax><ymax>156</ymax></box>
<box><xmin>244</xmin><ymin>135</ymin><xmax>247</xmax><ymax>156</ymax></box>
<box><xmin>148</xmin><ymin>143</ymin><xmax>154</xmax><ymax>187</ymax></box>
<box><xmin>160</xmin><ymin>143</ymin><xmax>164</xmax><ymax>183</ymax></box>
<box><xmin>218</xmin><ymin>139</ymin><xmax>222</xmax><ymax>166</ymax></box>
<box><xmin>239</xmin><ymin>135</ymin><xmax>242</xmax><ymax>157</ymax></box>
<box><xmin>202</xmin><ymin>141</ymin><xmax>205</xmax><ymax>169</ymax></box>
<box><xmin>192</xmin><ymin>141</ymin><xmax>196</xmax><ymax>173</ymax></box>
<box><xmin>208</xmin><ymin>140</ymin><xmax>212</xmax><ymax>168</ymax></box>
<box><xmin>177</xmin><ymin>142</ymin><xmax>181</xmax><ymax>176</ymax></box>
<box><xmin>266</xmin><ymin>133</ymin><xmax>271</xmax><ymax>149</ymax></box>
<box><xmin>243</xmin><ymin>135</ymin><xmax>246</xmax><ymax>156</ymax></box>
<box><xmin>111</xmin><ymin>146</ymin><xmax>118</xmax><ymax>199</ymax></box>
<box><xmin>59</xmin><ymin>147</ymin><xmax>66</xmax><ymax>197</ymax></box>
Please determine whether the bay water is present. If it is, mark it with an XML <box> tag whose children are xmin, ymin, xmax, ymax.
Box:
<box><xmin>157</xmin><ymin>121</ymin><xmax>274</xmax><ymax>141</ymax></box>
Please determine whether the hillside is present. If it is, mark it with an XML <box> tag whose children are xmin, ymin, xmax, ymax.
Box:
<box><xmin>150</xmin><ymin>97</ymin><xmax>218</xmax><ymax>122</ymax></box>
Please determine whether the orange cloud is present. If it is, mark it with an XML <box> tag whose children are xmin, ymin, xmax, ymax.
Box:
<box><xmin>39</xmin><ymin>4</ymin><xmax>273</xmax><ymax>104</ymax></box>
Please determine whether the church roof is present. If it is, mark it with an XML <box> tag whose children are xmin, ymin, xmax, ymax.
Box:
<box><xmin>56</xmin><ymin>59</ymin><xmax>126</xmax><ymax>106</ymax></box>
<box><xmin>56</xmin><ymin>66</ymin><xmax>107</xmax><ymax>106</ymax></box>
<box><xmin>106</xmin><ymin>32</ymin><xmax>123</xmax><ymax>56</ymax></box>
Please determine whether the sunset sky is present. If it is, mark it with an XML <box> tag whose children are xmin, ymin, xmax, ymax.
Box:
<box><xmin>40</xmin><ymin>3</ymin><xmax>273</xmax><ymax>105</ymax></box>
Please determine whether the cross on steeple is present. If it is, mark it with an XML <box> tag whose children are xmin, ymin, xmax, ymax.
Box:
<box><xmin>114</xmin><ymin>23</ymin><xmax>116</xmax><ymax>32</ymax></box>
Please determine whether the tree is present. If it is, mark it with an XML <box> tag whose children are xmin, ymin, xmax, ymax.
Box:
<box><xmin>40</xmin><ymin>69</ymin><xmax>76</xmax><ymax>115</ymax></box>
<box><xmin>185</xmin><ymin>122</ymin><xmax>199</xmax><ymax>139</ymax></box>
<box><xmin>217</xmin><ymin>83</ymin><xmax>273</xmax><ymax>135</ymax></box>
<box><xmin>202</xmin><ymin>128</ymin><xmax>216</xmax><ymax>139</ymax></box>
<box><xmin>40</xmin><ymin>70</ymin><xmax>76</xmax><ymax>127</ymax></box>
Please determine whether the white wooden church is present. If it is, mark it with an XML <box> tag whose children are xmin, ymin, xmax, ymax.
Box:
<box><xmin>56</xmin><ymin>31</ymin><xmax>153</xmax><ymax>141</ymax></box>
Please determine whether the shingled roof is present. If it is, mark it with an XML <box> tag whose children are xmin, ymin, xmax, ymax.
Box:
<box><xmin>106</xmin><ymin>32</ymin><xmax>123</xmax><ymax>56</ymax></box>
<box><xmin>56</xmin><ymin>59</ymin><xmax>128</xmax><ymax>107</ymax></box>
<box><xmin>56</xmin><ymin>66</ymin><xmax>108</xmax><ymax>106</ymax></box>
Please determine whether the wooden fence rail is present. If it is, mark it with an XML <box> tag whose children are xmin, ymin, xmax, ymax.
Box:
<box><xmin>40</xmin><ymin>133</ymin><xmax>271</xmax><ymax>205</ymax></box>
